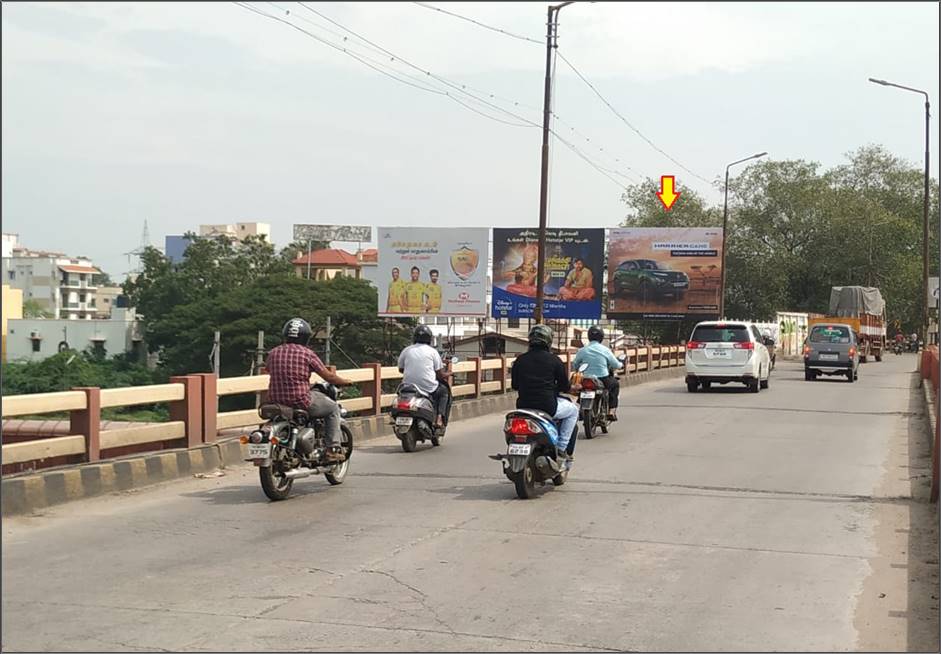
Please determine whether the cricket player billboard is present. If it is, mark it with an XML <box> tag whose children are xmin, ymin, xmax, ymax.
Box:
<box><xmin>377</xmin><ymin>227</ymin><xmax>488</xmax><ymax>317</ymax></box>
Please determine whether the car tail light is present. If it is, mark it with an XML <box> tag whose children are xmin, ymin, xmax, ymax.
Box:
<box><xmin>733</xmin><ymin>342</ymin><xmax>754</xmax><ymax>350</ymax></box>
<box><xmin>803</xmin><ymin>344</ymin><xmax>811</xmax><ymax>356</ymax></box>
<box><xmin>848</xmin><ymin>346</ymin><xmax>856</xmax><ymax>357</ymax></box>
<box><xmin>507</xmin><ymin>418</ymin><xmax>540</xmax><ymax>436</ymax></box>
<box><xmin>687</xmin><ymin>341</ymin><xmax>706</xmax><ymax>349</ymax></box>
<box><xmin>581</xmin><ymin>378</ymin><xmax>597</xmax><ymax>391</ymax></box>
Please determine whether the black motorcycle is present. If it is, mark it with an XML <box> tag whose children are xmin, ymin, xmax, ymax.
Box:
<box><xmin>577</xmin><ymin>364</ymin><xmax>609</xmax><ymax>440</ymax></box>
<box><xmin>242</xmin><ymin>383</ymin><xmax>353</xmax><ymax>501</ymax></box>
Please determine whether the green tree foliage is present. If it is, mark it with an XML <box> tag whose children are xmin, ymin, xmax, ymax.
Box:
<box><xmin>2</xmin><ymin>350</ymin><xmax>167</xmax><ymax>396</ymax></box>
<box><xmin>22</xmin><ymin>299</ymin><xmax>52</xmax><ymax>319</ymax></box>
<box><xmin>619</xmin><ymin>145</ymin><xmax>939</xmax><ymax>338</ymax></box>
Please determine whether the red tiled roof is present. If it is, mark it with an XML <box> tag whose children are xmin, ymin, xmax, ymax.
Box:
<box><xmin>292</xmin><ymin>249</ymin><xmax>360</xmax><ymax>267</ymax></box>
<box><xmin>359</xmin><ymin>248</ymin><xmax>378</xmax><ymax>263</ymax></box>
<box><xmin>58</xmin><ymin>265</ymin><xmax>100</xmax><ymax>274</ymax></box>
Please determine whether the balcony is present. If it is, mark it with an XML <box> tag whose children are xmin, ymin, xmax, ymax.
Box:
<box><xmin>60</xmin><ymin>279</ymin><xmax>98</xmax><ymax>290</ymax></box>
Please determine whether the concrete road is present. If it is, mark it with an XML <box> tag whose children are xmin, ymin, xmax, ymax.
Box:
<box><xmin>3</xmin><ymin>356</ymin><xmax>938</xmax><ymax>652</ymax></box>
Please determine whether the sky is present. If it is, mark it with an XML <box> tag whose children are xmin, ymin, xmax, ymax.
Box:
<box><xmin>2</xmin><ymin>1</ymin><xmax>939</xmax><ymax>281</ymax></box>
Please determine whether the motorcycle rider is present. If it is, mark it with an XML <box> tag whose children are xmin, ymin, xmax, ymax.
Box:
<box><xmin>398</xmin><ymin>325</ymin><xmax>451</xmax><ymax>429</ymax></box>
<box><xmin>572</xmin><ymin>325</ymin><xmax>623</xmax><ymax>421</ymax></box>
<box><xmin>266</xmin><ymin>318</ymin><xmax>352</xmax><ymax>462</ymax></box>
<box><xmin>511</xmin><ymin>324</ymin><xmax>579</xmax><ymax>462</ymax></box>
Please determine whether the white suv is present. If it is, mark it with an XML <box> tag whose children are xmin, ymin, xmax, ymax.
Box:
<box><xmin>685</xmin><ymin>321</ymin><xmax>772</xmax><ymax>393</ymax></box>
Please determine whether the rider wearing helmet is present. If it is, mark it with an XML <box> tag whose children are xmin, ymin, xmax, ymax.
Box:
<box><xmin>572</xmin><ymin>325</ymin><xmax>623</xmax><ymax>421</ymax></box>
<box><xmin>398</xmin><ymin>324</ymin><xmax>452</xmax><ymax>428</ymax></box>
<box><xmin>511</xmin><ymin>324</ymin><xmax>578</xmax><ymax>461</ymax></box>
<box><xmin>266</xmin><ymin>318</ymin><xmax>353</xmax><ymax>462</ymax></box>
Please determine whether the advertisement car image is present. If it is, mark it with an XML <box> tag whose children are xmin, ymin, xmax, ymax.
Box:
<box><xmin>612</xmin><ymin>259</ymin><xmax>690</xmax><ymax>299</ymax></box>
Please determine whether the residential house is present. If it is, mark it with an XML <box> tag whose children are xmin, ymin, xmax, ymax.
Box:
<box><xmin>1</xmin><ymin>242</ymin><xmax>102</xmax><ymax>320</ymax></box>
<box><xmin>6</xmin><ymin>307</ymin><xmax>145</xmax><ymax>362</ymax></box>
<box><xmin>2</xmin><ymin>284</ymin><xmax>23</xmax><ymax>362</ymax></box>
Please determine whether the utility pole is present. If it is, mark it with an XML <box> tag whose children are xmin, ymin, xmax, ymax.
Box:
<box><xmin>535</xmin><ymin>1</ymin><xmax>574</xmax><ymax>325</ymax></box>
<box><xmin>306</xmin><ymin>239</ymin><xmax>313</xmax><ymax>281</ymax></box>
<box><xmin>213</xmin><ymin>331</ymin><xmax>220</xmax><ymax>376</ymax></box>
<box><xmin>325</xmin><ymin>316</ymin><xmax>332</xmax><ymax>366</ymax></box>
<box><xmin>255</xmin><ymin>330</ymin><xmax>265</xmax><ymax>407</ymax></box>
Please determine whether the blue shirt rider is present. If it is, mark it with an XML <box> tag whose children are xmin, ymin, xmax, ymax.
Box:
<box><xmin>573</xmin><ymin>325</ymin><xmax>623</xmax><ymax>421</ymax></box>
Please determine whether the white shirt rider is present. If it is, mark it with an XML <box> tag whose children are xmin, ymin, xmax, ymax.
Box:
<box><xmin>398</xmin><ymin>343</ymin><xmax>443</xmax><ymax>395</ymax></box>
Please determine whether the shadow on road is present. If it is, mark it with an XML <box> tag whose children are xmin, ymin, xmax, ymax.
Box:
<box><xmin>425</xmin><ymin>481</ymin><xmax>518</xmax><ymax>502</ymax></box>
<box><xmin>181</xmin><ymin>481</ymin><xmax>334</xmax><ymax>506</ymax></box>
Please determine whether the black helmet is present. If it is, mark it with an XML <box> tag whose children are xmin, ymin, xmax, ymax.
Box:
<box><xmin>528</xmin><ymin>324</ymin><xmax>553</xmax><ymax>349</ymax></box>
<box><xmin>282</xmin><ymin>317</ymin><xmax>312</xmax><ymax>345</ymax></box>
<box><xmin>588</xmin><ymin>325</ymin><xmax>604</xmax><ymax>343</ymax></box>
<box><xmin>413</xmin><ymin>324</ymin><xmax>433</xmax><ymax>345</ymax></box>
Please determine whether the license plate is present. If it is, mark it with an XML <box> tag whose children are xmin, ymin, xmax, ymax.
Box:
<box><xmin>507</xmin><ymin>443</ymin><xmax>531</xmax><ymax>456</ymax></box>
<box><xmin>819</xmin><ymin>353</ymin><xmax>839</xmax><ymax>361</ymax></box>
<box><xmin>580</xmin><ymin>391</ymin><xmax>596</xmax><ymax>399</ymax></box>
<box><xmin>708</xmin><ymin>349</ymin><xmax>729</xmax><ymax>357</ymax></box>
<box><xmin>395</xmin><ymin>416</ymin><xmax>414</xmax><ymax>426</ymax></box>
<box><xmin>246</xmin><ymin>443</ymin><xmax>271</xmax><ymax>459</ymax></box>
<box><xmin>673</xmin><ymin>282</ymin><xmax>686</xmax><ymax>287</ymax></box>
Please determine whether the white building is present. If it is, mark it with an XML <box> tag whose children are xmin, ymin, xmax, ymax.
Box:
<box><xmin>6</xmin><ymin>307</ymin><xmax>144</xmax><ymax>362</ymax></box>
<box><xmin>2</xmin><ymin>233</ymin><xmax>18</xmax><ymax>259</ymax></box>
<box><xmin>1</xmin><ymin>243</ymin><xmax>102</xmax><ymax>320</ymax></box>
<box><xmin>198</xmin><ymin>222</ymin><xmax>272</xmax><ymax>242</ymax></box>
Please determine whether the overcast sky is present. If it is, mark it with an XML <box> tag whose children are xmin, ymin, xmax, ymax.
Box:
<box><xmin>2</xmin><ymin>1</ymin><xmax>939</xmax><ymax>280</ymax></box>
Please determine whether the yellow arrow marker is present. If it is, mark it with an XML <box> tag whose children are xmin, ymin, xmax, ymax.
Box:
<box><xmin>656</xmin><ymin>175</ymin><xmax>680</xmax><ymax>211</ymax></box>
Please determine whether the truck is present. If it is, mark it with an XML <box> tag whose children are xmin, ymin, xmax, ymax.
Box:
<box><xmin>808</xmin><ymin>286</ymin><xmax>887</xmax><ymax>363</ymax></box>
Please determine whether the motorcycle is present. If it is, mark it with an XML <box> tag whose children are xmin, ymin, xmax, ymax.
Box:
<box><xmin>489</xmin><ymin>398</ymin><xmax>577</xmax><ymax>499</ymax></box>
<box><xmin>389</xmin><ymin>356</ymin><xmax>456</xmax><ymax>452</ymax></box>
<box><xmin>576</xmin><ymin>363</ymin><xmax>609</xmax><ymax>440</ymax></box>
<box><xmin>893</xmin><ymin>341</ymin><xmax>904</xmax><ymax>355</ymax></box>
<box><xmin>241</xmin><ymin>382</ymin><xmax>352</xmax><ymax>501</ymax></box>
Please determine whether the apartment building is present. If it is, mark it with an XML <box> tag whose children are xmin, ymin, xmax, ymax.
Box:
<box><xmin>1</xmin><ymin>240</ymin><xmax>102</xmax><ymax>320</ymax></box>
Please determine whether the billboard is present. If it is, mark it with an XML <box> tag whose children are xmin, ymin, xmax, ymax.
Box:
<box><xmin>293</xmin><ymin>224</ymin><xmax>372</xmax><ymax>243</ymax></box>
<box><xmin>606</xmin><ymin>227</ymin><xmax>724</xmax><ymax>319</ymax></box>
<box><xmin>492</xmin><ymin>228</ymin><xmax>604</xmax><ymax>320</ymax></box>
<box><xmin>377</xmin><ymin>228</ymin><xmax>488</xmax><ymax>317</ymax></box>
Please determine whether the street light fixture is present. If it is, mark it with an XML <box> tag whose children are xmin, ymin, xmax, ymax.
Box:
<box><xmin>868</xmin><ymin>77</ymin><xmax>931</xmax><ymax>342</ymax></box>
<box><xmin>534</xmin><ymin>1</ymin><xmax>575</xmax><ymax>325</ymax></box>
<box><xmin>718</xmin><ymin>152</ymin><xmax>767</xmax><ymax>318</ymax></box>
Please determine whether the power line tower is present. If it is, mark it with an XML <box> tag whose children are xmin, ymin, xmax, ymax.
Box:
<box><xmin>124</xmin><ymin>220</ymin><xmax>152</xmax><ymax>277</ymax></box>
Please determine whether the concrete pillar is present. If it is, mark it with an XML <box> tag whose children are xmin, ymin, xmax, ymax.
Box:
<box><xmin>169</xmin><ymin>375</ymin><xmax>202</xmax><ymax>448</ymax></box>
<box><xmin>195</xmin><ymin>373</ymin><xmax>218</xmax><ymax>443</ymax></box>
<box><xmin>70</xmin><ymin>387</ymin><xmax>100</xmax><ymax>463</ymax></box>
<box><xmin>363</xmin><ymin>363</ymin><xmax>382</xmax><ymax>416</ymax></box>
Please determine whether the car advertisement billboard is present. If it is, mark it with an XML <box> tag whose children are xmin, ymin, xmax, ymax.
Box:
<box><xmin>491</xmin><ymin>228</ymin><xmax>604</xmax><ymax>320</ymax></box>
<box><xmin>606</xmin><ymin>227</ymin><xmax>724</xmax><ymax>319</ymax></box>
<box><xmin>377</xmin><ymin>227</ymin><xmax>488</xmax><ymax>317</ymax></box>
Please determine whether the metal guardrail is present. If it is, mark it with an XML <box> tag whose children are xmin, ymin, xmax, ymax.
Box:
<box><xmin>1</xmin><ymin>346</ymin><xmax>686</xmax><ymax>472</ymax></box>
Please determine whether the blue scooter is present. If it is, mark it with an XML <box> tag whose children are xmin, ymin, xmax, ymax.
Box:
<box><xmin>489</xmin><ymin>397</ymin><xmax>577</xmax><ymax>499</ymax></box>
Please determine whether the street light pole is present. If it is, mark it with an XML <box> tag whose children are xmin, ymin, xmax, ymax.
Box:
<box><xmin>869</xmin><ymin>78</ymin><xmax>931</xmax><ymax>342</ymax></box>
<box><xmin>534</xmin><ymin>1</ymin><xmax>574</xmax><ymax>325</ymax></box>
<box><xmin>719</xmin><ymin>152</ymin><xmax>767</xmax><ymax>318</ymax></box>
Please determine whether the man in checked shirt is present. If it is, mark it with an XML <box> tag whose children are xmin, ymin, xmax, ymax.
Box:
<box><xmin>266</xmin><ymin>318</ymin><xmax>352</xmax><ymax>462</ymax></box>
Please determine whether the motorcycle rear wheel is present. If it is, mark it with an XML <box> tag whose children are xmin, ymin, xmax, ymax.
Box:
<box><xmin>583</xmin><ymin>412</ymin><xmax>595</xmax><ymax>440</ymax></box>
<box><xmin>400</xmin><ymin>428</ymin><xmax>417</xmax><ymax>453</ymax></box>
<box><xmin>260</xmin><ymin>464</ymin><xmax>293</xmax><ymax>501</ymax></box>
<box><xmin>512</xmin><ymin>459</ymin><xmax>536</xmax><ymax>499</ymax></box>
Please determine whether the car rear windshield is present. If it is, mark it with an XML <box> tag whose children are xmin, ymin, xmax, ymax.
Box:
<box><xmin>810</xmin><ymin>325</ymin><xmax>851</xmax><ymax>343</ymax></box>
<box><xmin>690</xmin><ymin>325</ymin><xmax>750</xmax><ymax>343</ymax></box>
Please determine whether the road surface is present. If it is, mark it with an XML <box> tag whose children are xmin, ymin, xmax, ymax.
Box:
<box><xmin>2</xmin><ymin>356</ymin><xmax>938</xmax><ymax>651</ymax></box>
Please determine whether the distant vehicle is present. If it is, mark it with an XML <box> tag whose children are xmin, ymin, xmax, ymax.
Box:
<box><xmin>612</xmin><ymin>259</ymin><xmax>689</xmax><ymax>299</ymax></box>
<box><xmin>808</xmin><ymin>286</ymin><xmax>886</xmax><ymax>362</ymax></box>
<box><xmin>685</xmin><ymin>321</ymin><xmax>772</xmax><ymax>393</ymax></box>
<box><xmin>803</xmin><ymin>323</ymin><xmax>860</xmax><ymax>382</ymax></box>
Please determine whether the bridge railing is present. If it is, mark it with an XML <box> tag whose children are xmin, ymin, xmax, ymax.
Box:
<box><xmin>921</xmin><ymin>346</ymin><xmax>940</xmax><ymax>503</ymax></box>
<box><xmin>2</xmin><ymin>346</ymin><xmax>686</xmax><ymax>473</ymax></box>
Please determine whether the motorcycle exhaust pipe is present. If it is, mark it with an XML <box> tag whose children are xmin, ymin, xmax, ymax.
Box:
<box><xmin>284</xmin><ymin>468</ymin><xmax>319</xmax><ymax>480</ymax></box>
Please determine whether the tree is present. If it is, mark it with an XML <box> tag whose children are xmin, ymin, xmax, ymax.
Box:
<box><xmin>22</xmin><ymin>299</ymin><xmax>52</xmax><ymax>319</ymax></box>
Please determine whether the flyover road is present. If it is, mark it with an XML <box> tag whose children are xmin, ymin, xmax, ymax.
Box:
<box><xmin>2</xmin><ymin>356</ymin><xmax>938</xmax><ymax>652</ymax></box>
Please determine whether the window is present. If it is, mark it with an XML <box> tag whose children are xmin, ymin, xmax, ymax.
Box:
<box><xmin>7</xmin><ymin>270</ymin><xmax>14</xmax><ymax>280</ymax></box>
<box><xmin>92</xmin><ymin>341</ymin><xmax>106</xmax><ymax>357</ymax></box>
<box><xmin>690</xmin><ymin>324</ymin><xmax>750</xmax><ymax>343</ymax></box>
<box><xmin>31</xmin><ymin>339</ymin><xmax>40</xmax><ymax>353</ymax></box>
<box><xmin>79</xmin><ymin>293</ymin><xmax>86</xmax><ymax>303</ymax></box>
<box><xmin>810</xmin><ymin>325</ymin><xmax>851</xmax><ymax>344</ymax></box>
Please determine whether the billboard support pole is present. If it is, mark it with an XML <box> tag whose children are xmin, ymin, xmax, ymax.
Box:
<box><xmin>306</xmin><ymin>239</ymin><xmax>312</xmax><ymax>281</ymax></box>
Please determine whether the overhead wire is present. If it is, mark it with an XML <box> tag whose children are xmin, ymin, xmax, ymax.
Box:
<box><xmin>234</xmin><ymin>2</ymin><xmax>637</xmax><ymax>189</ymax></box>
<box><xmin>556</xmin><ymin>49</ymin><xmax>713</xmax><ymax>185</ymax></box>
<box><xmin>411</xmin><ymin>2</ymin><xmax>543</xmax><ymax>45</ymax></box>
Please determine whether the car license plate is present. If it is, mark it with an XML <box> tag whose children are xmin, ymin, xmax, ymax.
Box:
<box><xmin>580</xmin><ymin>391</ymin><xmax>596</xmax><ymax>399</ymax></box>
<box><xmin>819</xmin><ymin>353</ymin><xmax>839</xmax><ymax>361</ymax></box>
<box><xmin>673</xmin><ymin>282</ymin><xmax>686</xmax><ymax>287</ymax></box>
<box><xmin>395</xmin><ymin>416</ymin><xmax>414</xmax><ymax>426</ymax></box>
<box><xmin>246</xmin><ymin>443</ymin><xmax>271</xmax><ymax>459</ymax></box>
<box><xmin>507</xmin><ymin>443</ymin><xmax>531</xmax><ymax>456</ymax></box>
<box><xmin>708</xmin><ymin>349</ymin><xmax>729</xmax><ymax>357</ymax></box>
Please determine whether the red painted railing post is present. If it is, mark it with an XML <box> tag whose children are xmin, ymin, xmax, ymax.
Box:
<box><xmin>70</xmin><ymin>387</ymin><xmax>100</xmax><ymax>463</ymax></box>
<box><xmin>169</xmin><ymin>375</ymin><xmax>202</xmax><ymax>448</ymax></box>
<box><xmin>471</xmin><ymin>357</ymin><xmax>482</xmax><ymax>398</ymax></box>
<box><xmin>195</xmin><ymin>373</ymin><xmax>218</xmax><ymax>443</ymax></box>
<box><xmin>363</xmin><ymin>363</ymin><xmax>382</xmax><ymax>416</ymax></box>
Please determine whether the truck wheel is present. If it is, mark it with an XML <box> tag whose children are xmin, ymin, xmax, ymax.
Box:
<box><xmin>686</xmin><ymin>380</ymin><xmax>698</xmax><ymax>393</ymax></box>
